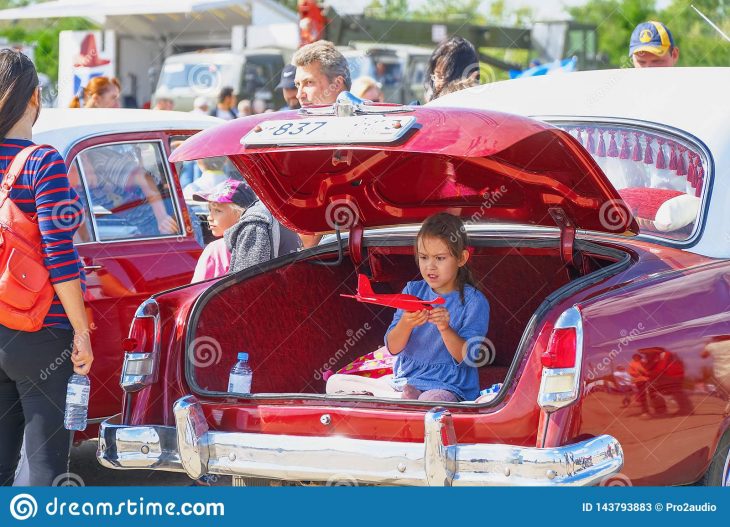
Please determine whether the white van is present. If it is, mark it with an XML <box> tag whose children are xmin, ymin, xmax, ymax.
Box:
<box><xmin>153</xmin><ymin>48</ymin><xmax>288</xmax><ymax>111</ymax></box>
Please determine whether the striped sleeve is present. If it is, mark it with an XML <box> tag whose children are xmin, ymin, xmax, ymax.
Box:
<box><xmin>33</xmin><ymin>148</ymin><xmax>84</xmax><ymax>284</ymax></box>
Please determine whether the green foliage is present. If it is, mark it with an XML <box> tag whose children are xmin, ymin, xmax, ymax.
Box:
<box><xmin>0</xmin><ymin>15</ymin><xmax>97</xmax><ymax>81</ymax></box>
<box><xmin>568</xmin><ymin>0</ymin><xmax>730</xmax><ymax>67</ymax></box>
<box><xmin>365</xmin><ymin>0</ymin><xmax>410</xmax><ymax>19</ymax></box>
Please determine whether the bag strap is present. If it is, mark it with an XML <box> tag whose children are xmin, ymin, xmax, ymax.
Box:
<box><xmin>0</xmin><ymin>145</ymin><xmax>46</xmax><ymax>207</ymax></box>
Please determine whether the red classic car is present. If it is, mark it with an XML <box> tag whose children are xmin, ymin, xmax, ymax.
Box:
<box><xmin>33</xmin><ymin>109</ymin><xmax>220</xmax><ymax>438</ymax></box>
<box><xmin>98</xmin><ymin>68</ymin><xmax>730</xmax><ymax>486</ymax></box>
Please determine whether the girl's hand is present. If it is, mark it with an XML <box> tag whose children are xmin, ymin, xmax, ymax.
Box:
<box><xmin>428</xmin><ymin>307</ymin><xmax>451</xmax><ymax>332</ymax></box>
<box><xmin>401</xmin><ymin>309</ymin><xmax>429</xmax><ymax>329</ymax></box>
<box><xmin>71</xmin><ymin>331</ymin><xmax>94</xmax><ymax>375</ymax></box>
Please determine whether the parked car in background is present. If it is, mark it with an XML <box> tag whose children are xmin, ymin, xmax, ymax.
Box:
<box><xmin>153</xmin><ymin>48</ymin><xmax>287</xmax><ymax>111</ymax></box>
<box><xmin>342</xmin><ymin>43</ymin><xmax>431</xmax><ymax>103</ymax></box>
<box><xmin>98</xmin><ymin>68</ymin><xmax>730</xmax><ymax>486</ymax></box>
<box><xmin>33</xmin><ymin>109</ymin><xmax>221</xmax><ymax>439</ymax></box>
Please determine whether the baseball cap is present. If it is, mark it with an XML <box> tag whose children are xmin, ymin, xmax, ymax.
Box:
<box><xmin>276</xmin><ymin>64</ymin><xmax>297</xmax><ymax>90</ymax></box>
<box><xmin>629</xmin><ymin>21</ymin><xmax>675</xmax><ymax>57</ymax></box>
<box><xmin>192</xmin><ymin>179</ymin><xmax>257</xmax><ymax>208</ymax></box>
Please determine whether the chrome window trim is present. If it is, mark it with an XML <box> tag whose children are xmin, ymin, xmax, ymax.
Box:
<box><xmin>538</xmin><ymin>115</ymin><xmax>714</xmax><ymax>251</ymax></box>
<box><xmin>69</xmin><ymin>157</ymin><xmax>97</xmax><ymax>243</ymax></box>
<box><xmin>70</xmin><ymin>138</ymin><xmax>185</xmax><ymax>245</ymax></box>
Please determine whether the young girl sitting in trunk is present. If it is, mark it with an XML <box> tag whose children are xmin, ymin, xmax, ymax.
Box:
<box><xmin>326</xmin><ymin>212</ymin><xmax>489</xmax><ymax>401</ymax></box>
<box><xmin>385</xmin><ymin>212</ymin><xmax>489</xmax><ymax>402</ymax></box>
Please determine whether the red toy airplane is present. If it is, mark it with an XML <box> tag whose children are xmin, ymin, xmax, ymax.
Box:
<box><xmin>341</xmin><ymin>274</ymin><xmax>445</xmax><ymax>311</ymax></box>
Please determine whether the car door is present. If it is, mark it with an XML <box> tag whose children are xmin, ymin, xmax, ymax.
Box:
<box><xmin>67</xmin><ymin>132</ymin><xmax>202</xmax><ymax>424</ymax></box>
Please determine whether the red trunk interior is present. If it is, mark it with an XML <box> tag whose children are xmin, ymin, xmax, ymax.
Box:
<box><xmin>190</xmin><ymin>244</ymin><xmax>612</xmax><ymax>397</ymax></box>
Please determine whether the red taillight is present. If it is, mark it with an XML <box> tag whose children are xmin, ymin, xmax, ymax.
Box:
<box><xmin>541</xmin><ymin>327</ymin><xmax>577</xmax><ymax>369</ymax></box>
<box><xmin>123</xmin><ymin>316</ymin><xmax>156</xmax><ymax>353</ymax></box>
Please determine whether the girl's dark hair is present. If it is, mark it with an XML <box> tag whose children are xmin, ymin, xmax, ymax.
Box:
<box><xmin>424</xmin><ymin>36</ymin><xmax>479</xmax><ymax>102</ymax></box>
<box><xmin>416</xmin><ymin>212</ymin><xmax>478</xmax><ymax>303</ymax></box>
<box><xmin>0</xmin><ymin>49</ymin><xmax>39</xmax><ymax>139</ymax></box>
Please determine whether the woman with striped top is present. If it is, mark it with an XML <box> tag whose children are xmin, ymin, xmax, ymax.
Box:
<box><xmin>0</xmin><ymin>50</ymin><xmax>94</xmax><ymax>486</ymax></box>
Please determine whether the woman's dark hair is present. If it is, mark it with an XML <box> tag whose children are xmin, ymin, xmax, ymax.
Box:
<box><xmin>424</xmin><ymin>36</ymin><xmax>479</xmax><ymax>102</ymax></box>
<box><xmin>0</xmin><ymin>49</ymin><xmax>39</xmax><ymax>139</ymax></box>
<box><xmin>415</xmin><ymin>212</ymin><xmax>478</xmax><ymax>303</ymax></box>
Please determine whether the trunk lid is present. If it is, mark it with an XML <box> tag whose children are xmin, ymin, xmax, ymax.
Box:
<box><xmin>171</xmin><ymin>105</ymin><xmax>638</xmax><ymax>235</ymax></box>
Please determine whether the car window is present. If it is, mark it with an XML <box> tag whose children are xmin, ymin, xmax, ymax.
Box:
<box><xmin>67</xmin><ymin>159</ymin><xmax>95</xmax><ymax>243</ymax></box>
<box><xmin>559</xmin><ymin>123</ymin><xmax>708</xmax><ymax>242</ymax></box>
<box><xmin>76</xmin><ymin>141</ymin><xmax>182</xmax><ymax>241</ymax></box>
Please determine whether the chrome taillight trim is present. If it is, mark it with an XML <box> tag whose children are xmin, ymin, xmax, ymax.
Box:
<box><xmin>538</xmin><ymin>306</ymin><xmax>583</xmax><ymax>413</ymax></box>
<box><xmin>120</xmin><ymin>298</ymin><xmax>161</xmax><ymax>392</ymax></box>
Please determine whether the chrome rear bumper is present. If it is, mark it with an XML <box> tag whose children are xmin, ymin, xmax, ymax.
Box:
<box><xmin>98</xmin><ymin>395</ymin><xmax>623</xmax><ymax>486</ymax></box>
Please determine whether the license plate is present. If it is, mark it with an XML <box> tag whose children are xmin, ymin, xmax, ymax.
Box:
<box><xmin>242</xmin><ymin>115</ymin><xmax>416</xmax><ymax>146</ymax></box>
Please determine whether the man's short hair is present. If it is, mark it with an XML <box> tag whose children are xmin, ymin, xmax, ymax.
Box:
<box><xmin>292</xmin><ymin>40</ymin><xmax>351</xmax><ymax>91</ymax></box>
<box><xmin>218</xmin><ymin>86</ymin><xmax>234</xmax><ymax>103</ymax></box>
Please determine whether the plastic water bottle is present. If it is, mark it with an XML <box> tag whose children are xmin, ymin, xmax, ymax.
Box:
<box><xmin>228</xmin><ymin>352</ymin><xmax>253</xmax><ymax>394</ymax></box>
<box><xmin>64</xmin><ymin>373</ymin><xmax>90</xmax><ymax>431</ymax></box>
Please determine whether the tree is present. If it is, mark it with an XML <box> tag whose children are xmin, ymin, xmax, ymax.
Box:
<box><xmin>365</xmin><ymin>0</ymin><xmax>410</xmax><ymax>20</ymax></box>
<box><xmin>568</xmin><ymin>0</ymin><xmax>730</xmax><ymax>67</ymax></box>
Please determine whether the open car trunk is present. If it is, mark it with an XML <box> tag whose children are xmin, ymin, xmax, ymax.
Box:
<box><xmin>186</xmin><ymin>233</ymin><xmax>627</xmax><ymax>403</ymax></box>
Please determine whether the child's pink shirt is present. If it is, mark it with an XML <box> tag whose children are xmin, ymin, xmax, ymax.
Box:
<box><xmin>192</xmin><ymin>238</ymin><xmax>231</xmax><ymax>282</ymax></box>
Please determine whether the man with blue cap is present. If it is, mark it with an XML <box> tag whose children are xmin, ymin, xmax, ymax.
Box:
<box><xmin>629</xmin><ymin>21</ymin><xmax>680</xmax><ymax>68</ymax></box>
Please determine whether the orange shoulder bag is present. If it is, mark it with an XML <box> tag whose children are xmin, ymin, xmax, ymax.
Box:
<box><xmin>0</xmin><ymin>145</ymin><xmax>55</xmax><ymax>332</ymax></box>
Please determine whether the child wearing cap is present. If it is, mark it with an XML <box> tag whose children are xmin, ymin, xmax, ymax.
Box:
<box><xmin>190</xmin><ymin>179</ymin><xmax>256</xmax><ymax>282</ymax></box>
<box><xmin>629</xmin><ymin>21</ymin><xmax>679</xmax><ymax>68</ymax></box>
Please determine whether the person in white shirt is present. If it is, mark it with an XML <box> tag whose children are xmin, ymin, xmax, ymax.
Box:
<box><xmin>190</xmin><ymin>96</ymin><xmax>210</xmax><ymax>115</ymax></box>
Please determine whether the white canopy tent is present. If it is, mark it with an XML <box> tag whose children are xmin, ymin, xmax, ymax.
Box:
<box><xmin>0</xmin><ymin>0</ymin><xmax>298</xmax><ymax>105</ymax></box>
<box><xmin>0</xmin><ymin>0</ymin><xmax>297</xmax><ymax>36</ymax></box>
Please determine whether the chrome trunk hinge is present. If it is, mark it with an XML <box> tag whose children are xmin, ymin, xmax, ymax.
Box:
<box><xmin>549</xmin><ymin>207</ymin><xmax>584</xmax><ymax>278</ymax></box>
